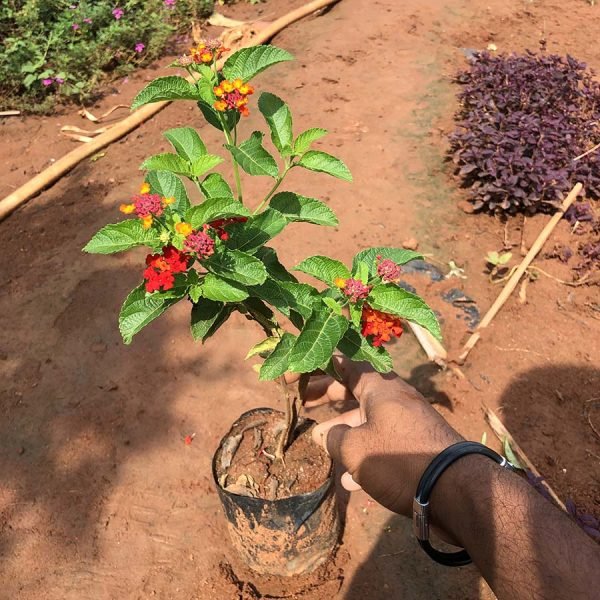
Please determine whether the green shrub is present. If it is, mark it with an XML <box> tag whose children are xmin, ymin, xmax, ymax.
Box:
<box><xmin>0</xmin><ymin>0</ymin><xmax>214</xmax><ymax>113</ymax></box>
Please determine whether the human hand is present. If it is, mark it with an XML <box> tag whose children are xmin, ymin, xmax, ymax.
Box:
<box><xmin>303</xmin><ymin>356</ymin><xmax>462</xmax><ymax>520</ymax></box>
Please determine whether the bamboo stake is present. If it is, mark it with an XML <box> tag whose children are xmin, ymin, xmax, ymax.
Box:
<box><xmin>457</xmin><ymin>183</ymin><xmax>582</xmax><ymax>364</ymax></box>
<box><xmin>407</xmin><ymin>322</ymin><xmax>447</xmax><ymax>366</ymax></box>
<box><xmin>0</xmin><ymin>0</ymin><xmax>342</xmax><ymax>223</ymax></box>
<box><xmin>484</xmin><ymin>405</ymin><xmax>566</xmax><ymax>511</ymax></box>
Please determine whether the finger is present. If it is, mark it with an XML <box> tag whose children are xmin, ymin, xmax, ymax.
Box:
<box><xmin>341</xmin><ymin>471</ymin><xmax>362</xmax><ymax>491</ymax></box>
<box><xmin>305</xmin><ymin>379</ymin><xmax>353</xmax><ymax>407</ymax></box>
<box><xmin>311</xmin><ymin>408</ymin><xmax>364</xmax><ymax>450</ymax></box>
<box><xmin>303</xmin><ymin>376</ymin><xmax>335</xmax><ymax>405</ymax></box>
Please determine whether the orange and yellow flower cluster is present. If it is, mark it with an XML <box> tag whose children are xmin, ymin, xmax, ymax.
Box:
<box><xmin>213</xmin><ymin>79</ymin><xmax>254</xmax><ymax>117</ymax></box>
<box><xmin>189</xmin><ymin>39</ymin><xmax>228</xmax><ymax>65</ymax></box>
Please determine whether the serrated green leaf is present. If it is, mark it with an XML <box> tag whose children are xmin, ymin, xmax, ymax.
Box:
<box><xmin>323</xmin><ymin>296</ymin><xmax>342</xmax><ymax>315</ymax></box>
<box><xmin>337</xmin><ymin>327</ymin><xmax>393</xmax><ymax>373</ymax></box>
<box><xmin>293</xmin><ymin>128</ymin><xmax>328</xmax><ymax>155</ymax></box>
<box><xmin>205</xmin><ymin>249</ymin><xmax>267</xmax><ymax>286</ymax></box>
<box><xmin>186</xmin><ymin>197</ymin><xmax>250</xmax><ymax>228</ymax></box>
<box><xmin>368</xmin><ymin>284</ymin><xmax>442</xmax><ymax>340</ymax></box>
<box><xmin>189</xmin><ymin>284</ymin><xmax>202</xmax><ymax>304</ymax></box>
<box><xmin>255</xmin><ymin>246</ymin><xmax>298</xmax><ymax>282</ymax></box>
<box><xmin>352</xmin><ymin>247</ymin><xmax>424</xmax><ymax>276</ymax></box>
<box><xmin>294</xmin><ymin>255</ymin><xmax>351</xmax><ymax>286</ymax></box>
<box><xmin>190</xmin><ymin>154</ymin><xmax>223</xmax><ymax>177</ymax></box>
<box><xmin>223</xmin><ymin>45</ymin><xmax>294</xmax><ymax>82</ymax></box>
<box><xmin>259</xmin><ymin>333</ymin><xmax>297</xmax><ymax>380</ymax></box>
<box><xmin>246</xmin><ymin>336</ymin><xmax>279</xmax><ymax>359</ymax></box>
<box><xmin>131</xmin><ymin>76</ymin><xmax>200</xmax><ymax>110</ymax></box>
<box><xmin>269</xmin><ymin>192</ymin><xmax>338</xmax><ymax>227</ymax></box>
<box><xmin>202</xmin><ymin>273</ymin><xmax>248</xmax><ymax>302</ymax></box>
<box><xmin>287</xmin><ymin>309</ymin><xmax>349</xmax><ymax>373</ymax></box>
<box><xmin>356</xmin><ymin>261</ymin><xmax>369</xmax><ymax>284</ymax></box>
<box><xmin>190</xmin><ymin>297</ymin><xmax>232</xmax><ymax>342</ymax></box>
<box><xmin>164</xmin><ymin>127</ymin><xmax>207</xmax><ymax>162</ymax></box>
<box><xmin>200</xmin><ymin>173</ymin><xmax>234</xmax><ymax>200</ymax></box>
<box><xmin>258</xmin><ymin>92</ymin><xmax>293</xmax><ymax>155</ymax></box>
<box><xmin>226</xmin><ymin>131</ymin><xmax>278</xmax><ymax>178</ymax></box>
<box><xmin>83</xmin><ymin>220</ymin><xmax>161</xmax><ymax>254</ymax></box>
<box><xmin>349</xmin><ymin>301</ymin><xmax>362</xmax><ymax>327</ymax></box>
<box><xmin>141</xmin><ymin>153</ymin><xmax>191</xmax><ymax>177</ymax></box>
<box><xmin>225</xmin><ymin>208</ymin><xmax>287</xmax><ymax>253</ymax></box>
<box><xmin>279</xmin><ymin>282</ymin><xmax>317</xmax><ymax>320</ymax></box>
<box><xmin>146</xmin><ymin>170</ymin><xmax>191</xmax><ymax>213</ymax></box>
<box><xmin>119</xmin><ymin>284</ymin><xmax>182</xmax><ymax>344</ymax></box>
<box><xmin>249</xmin><ymin>278</ymin><xmax>316</xmax><ymax>320</ymax></box>
<box><xmin>296</xmin><ymin>150</ymin><xmax>352</xmax><ymax>181</ymax></box>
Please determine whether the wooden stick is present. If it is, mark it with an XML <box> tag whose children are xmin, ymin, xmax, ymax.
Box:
<box><xmin>407</xmin><ymin>322</ymin><xmax>447</xmax><ymax>366</ymax></box>
<box><xmin>457</xmin><ymin>183</ymin><xmax>582</xmax><ymax>364</ymax></box>
<box><xmin>0</xmin><ymin>0</ymin><xmax>342</xmax><ymax>223</ymax></box>
<box><xmin>484</xmin><ymin>405</ymin><xmax>566</xmax><ymax>511</ymax></box>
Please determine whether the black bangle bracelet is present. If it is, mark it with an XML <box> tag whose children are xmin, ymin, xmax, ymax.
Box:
<box><xmin>413</xmin><ymin>441</ymin><xmax>515</xmax><ymax>567</ymax></box>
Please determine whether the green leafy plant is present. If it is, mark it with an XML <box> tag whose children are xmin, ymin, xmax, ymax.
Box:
<box><xmin>485</xmin><ymin>250</ymin><xmax>512</xmax><ymax>280</ymax></box>
<box><xmin>0</xmin><ymin>0</ymin><xmax>214</xmax><ymax>113</ymax></box>
<box><xmin>84</xmin><ymin>42</ymin><xmax>441</xmax><ymax>459</ymax></box>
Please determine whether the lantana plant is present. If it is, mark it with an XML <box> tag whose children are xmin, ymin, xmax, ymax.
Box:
<box><xmin>84</xmin><ymin>42</ymin><xmax>441</xmax><ymax>459</ymax></box>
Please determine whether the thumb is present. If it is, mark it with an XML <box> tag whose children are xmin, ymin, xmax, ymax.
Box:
<box><xmin>312</xmin><ymin>408</ymin><xmax>364</xmax><ymax>470</ymax></box>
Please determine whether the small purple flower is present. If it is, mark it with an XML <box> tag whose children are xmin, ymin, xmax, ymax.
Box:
<box><xmin>72</xmin><ymin>22</ymin><xmax>80</xmax><ymax>30</ymax></box>
<box><xmin>164</xmin><ymin>0</ymin><xmax>176</xmax><ymax>7</ymax></box>
<box><xmin>42</xmin><ymin>78</ymin><xmax>53</xmax><ymax>87</ymax></box>
<box><xmin>135</xmin><ymin>43</ymin><xmax>145</xmax><ymax>53</ymax></box>
<box><xmin>112</xmin><ymin>7</ymin><xmax>124</xmax><ymax>19</ymax></box>
<box><xmin>55</xmin><ymin>77</ymin><xmax>65</xmax><ymax>85</ymax></box>
<box><xmin>83</xmin><ymin>17</ymin><xmax>93</xmax><ymax>24</ymax></box>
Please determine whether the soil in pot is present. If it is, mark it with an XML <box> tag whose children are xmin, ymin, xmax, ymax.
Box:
<box><xmin>213</xmin><ymin>408</ymin><xmax>340</xmax><ymax>577</ymax></box>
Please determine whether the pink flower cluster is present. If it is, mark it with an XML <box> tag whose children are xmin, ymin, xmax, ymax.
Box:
<box><xmin>376</xmin><ymin>257</ymin><xmax>402</xmax><ymax>283</ymax></box>
<box><xmin>183</xmin><ymin>229</ymin><xmax>215</xmax><ymax>258</ymax></box>
<box><xmin>132</xmin><ymin>194</ymin><xmax>163</xmax><ymax>218</ymax></box>
<box><xmin>341</xmin><ymin>278</ymin><xmax>371</xmax><ymax>303</ymax></box>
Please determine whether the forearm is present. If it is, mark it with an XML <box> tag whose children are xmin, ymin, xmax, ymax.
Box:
<box><xmin>431</xmin><ymin>456</ymin><xmax>600</xmax><ymax>600</ymax></box>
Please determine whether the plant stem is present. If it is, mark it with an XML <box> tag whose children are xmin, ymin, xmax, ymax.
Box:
<box><xmin>253</xmin><ymin>165</ymin><xmax>291</xmax><ymax>215</ymax></box>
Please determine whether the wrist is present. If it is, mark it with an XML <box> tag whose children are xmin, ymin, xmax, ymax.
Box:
<box><xmin>428</xmin><ymin>453</ymin><xmax>500</xmax><ymax>546</ymax></box>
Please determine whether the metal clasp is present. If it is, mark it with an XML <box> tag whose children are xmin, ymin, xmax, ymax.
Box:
<box><xmin>413</xmin><ymin>498</ymin><xmax>430</xmax><ymax>541</ymax></box>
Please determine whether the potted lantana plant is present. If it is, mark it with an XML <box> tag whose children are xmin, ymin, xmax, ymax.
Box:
<box><xmin>83</xmin><ymin>41</ymin><xmax>441</xmax><ymax>577</ymax></box>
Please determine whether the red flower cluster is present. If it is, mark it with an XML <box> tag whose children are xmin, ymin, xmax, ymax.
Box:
<box><xmin>183</xmin><ymin>229</ymin><xmax>215</xmax><ymax>258</ymax></box>
<box><xmin>132</xmin><ymin>193</ymin><xmax>164</xmax><ymax>218</ymax></box>
<box><xmin>376</xmin><ymin>256</ymin><xmax>402</xmax><ymax>282</ymax></box>
<box><xmin>143</xmin><ymin>245</ymin><xmax>190</xmax><ymax>293</ymax></box>
<box><xmin>208</xmin><ymin>216</ymin><xmax>248</xmax><ymax>241</ymax></box>
<box><xmin>340</xmin><ymin>278</ymin><xmax>371</xmax><ymax>303</ymax></box>
<box><xmin>361</xmin><ymin>305</ymin><xmax>403</xmax><ymax>347</ymax></box>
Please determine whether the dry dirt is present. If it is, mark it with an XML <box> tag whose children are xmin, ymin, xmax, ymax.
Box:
<box><xmin>1</xmin><ymin>0</ymin><xmax>599</xmax><ymax>598</ymax></box>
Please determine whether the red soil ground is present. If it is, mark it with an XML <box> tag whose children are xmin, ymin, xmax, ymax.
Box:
<box><xmin>1</xmin><ymin>0</ymin><xmax>598</xmax><ymax>597</ymax></box>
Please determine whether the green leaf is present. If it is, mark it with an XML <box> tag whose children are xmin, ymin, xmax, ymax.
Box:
<box><xmin>226</xmin><ymin>131</ymin><xmax>278</xmax><ymax>178</ymax></box>
<box><xmin>197</xmin><ymin>100</ymin><xmax>240</xmax><ymax>131</ymax></box>
<box><xmin>119</xmin><ymin>285</ymin><xmax>182</xmax><ymax>344</ymax></box>
<box><xmin>368</xmin><ymin>284</ymin><xmax>442</xmax><ymax>340</ymax></box>
<box><xmin>249</xmin><ymin>278</ymin><xmax>315</xmax><ymax>320</ymax></box>
<box><xmin>279</xmin><ymin>282</ymin><xmax>317</xmax><ymax>320</ymax></box>
<box><xmin>246</xmin><ymin>336</ymin><xmax>280</xmax><ymax>359</ymax></box>
<box><xmin>356</xmin><ymin>261</ymin><xmax>369</xmax><ymax>284</ymax></box>
<box><xmin>255</xmin><ymin>246</ymin><xmax>298</xmax><ymax>282</ymax></box>
<box><xmin>503</xmin><ymin>437</ymin><xmax>524</xmax><ymax>470</ymax></box>
<box><xmin>190</xmin><ymin>154</ymin><xmax>223</xmax><ymax>177</ymax></box>
<box><xmin>83</xmin><ymin>220</ymin><xmax>161</xmax><ymax>254</ymax></box>
<box><xmin>186</xmin><ymin>197</ymin><xmax>249</xmax><ymax>229</ymax></box>
<box><xmin>200</xmin><ymin>173</ymin><xmax>234</xmax><ymax>200</ymax></box>
<box><xmin>269</xmin><ymin>192</ymin><xmax>338</xmax><ymax>227</ymax></box>
<box><xmin>205</xmin><ymin>249</ymin><xmax>268</xmax><ymax>286</ymax></box>
<box><xmin>323</xmin><ymin>296</ymin><xmax>342</xmax><ymax>315</ymax></box>
<box><xmin>293</xmin><ymin>128</ymin><xmax>328</xmax><ymax>155</ymax></box>
<box><xmin>222</xmin><ymin>45</ymin><xmax>294</xmax><ymax>82</ymax></box>
<box><xmin>189</xmin><ymin>284</ymin><xmax>202</xmax><ymax>304</ymax></box>
<box><xmin>131</xmin><ymin>76</ymin><xmax>200</xmax><ymax>110</ymax></box>
<box><xmin>352</xmin><ymin>247</ymin><xmax>423</xmax><ymax>275</ymax></box>
<box><xmin>337</xmin><ymin>327</ymin><xmax>393</xmax><ymax>373</ymax></box>
<box><xmin>348</xmin><ymin>301</ymin><xmax>362</xmax><ymax>327</ymax></box>
<box><xmin>190</xmin><ymin>297</ymin><xmax>232</xmax><ymax>342</ymax></box>
<box><xmin>296</xmin><ymin>150</ymin><xmax>352</xmax><ymax>181</ymax></box>
<box><xmin>294</xmin><ymin>255</ymin><xmax>351</xmax><ymax>286</ymax></box>
<box><xmin>146</xmin><ymin>170</ymin><xmax>191</xmax><ymax>212</ymax></box>
<box><xmin>202</xmin><ymin>273</ymin><xmax>249</xmax><ymax>302</ymax></box>
<box><xmin>258</xmin><ymin>92</ymin><xmax>293</xmax><ymax>155</ymax></box>
<box><xmin>259</xmin><ymin>332</ymin><xmax>297</xmax><ymax>380</ymax></box>
<box><xmin>140</xmin><ymin>153</ymin><xmax>191</xmax><ymax>177</ymax></box>
<box><xmin>164</xmin><ymin>127</ymin><xmax>207</xmax><ymax>162</ymax></box>
<box><xmin>226</xmin><ymin>208</ymin><xmax>287</xmax><ymax>253</ymax></box>
<box><xmin>287</xmin><ymin>309</ymin><xmax>349</xmax><ymax>373</ymax></box>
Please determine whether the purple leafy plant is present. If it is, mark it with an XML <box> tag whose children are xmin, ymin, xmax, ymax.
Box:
<box><xmin>450</xmin><ymin>51</ymin><xmax>600</xmax><ymax>214</ymax></box>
